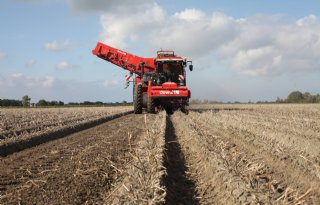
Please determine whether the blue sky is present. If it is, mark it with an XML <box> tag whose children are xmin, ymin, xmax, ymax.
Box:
<box><xmin>0</xmin><ymin>0</ymin><xmax>320</xmax><ymax>103</ymax></box>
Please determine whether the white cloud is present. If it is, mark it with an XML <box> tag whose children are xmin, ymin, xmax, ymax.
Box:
<box><xmin>231</xmin><ymin>46</ymin><xmax>280</xmax><ymax>76</ymax></box>
<box><xmin>296</xmin><ymin>14</ymin><xmax>318</xmax><ymax>26</ymax></box>
<box><xmin>0</xmin><ymin>51</ymin><xmax>7</xmax><ymax>59</ymax></box>
<box><xmin>98</xmin><ymin>7</ymin><xmax>237</xmax><ymax>59</ymax></box>
<box><xmin>102</xmin><ymin>79</ymin><xmax>119</xmax><ymax>87</ymax></box>
<box><xmin>25</xmin><ymin>59</ymin><xmax>37</xmax><ymax>67</ymax></box>
<box><xmin>44</xmin><ymin>40</ymin><xmax>77</xmax><ymax>52</ymax></box>
<box><xmin>11</xmin><ymin>1</ymin><xmax>320</xmax><ymax>77</ymax></box>
<box><xmin>95</xmin><ymin>2</ymin><xmax>320</xmax><ymax>76</ymax></box>
<box><xmin>55</xmin><ymin>61</ymin><xmax>76</xmax><ymax>70</ymax></box>
<box><xmin>147</xmin><ymin>11</ymin><xmax>238</xmax><ymax>59</ymax></box>
<box><xmin>99</xmin><ymin>3</ymin><xmax>164</xmax><ymax>49</ymax></box>
<box><xmin>222</xmin><ymin>14</ymin><xmax>320</xmax><ymax>75</ymax></box>
<box><xmin>0</xmin><ymin>73</ymin><xmax>55</xmax><ymax>89</ymax></box>
<box><xmin>174</xmin><ymin>8</ymin><xmax>205</xmax><ymax>22</ymax></box>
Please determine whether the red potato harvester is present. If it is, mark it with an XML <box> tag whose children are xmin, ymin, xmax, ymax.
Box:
<box><xmin>92</xmin><ymin>42</ymin><xmax>193</xmax><ymax>114</ymax></box>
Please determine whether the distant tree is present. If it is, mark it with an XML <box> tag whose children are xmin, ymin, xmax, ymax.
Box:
<box><xmin>286</xmin><ymin>91</ymin><xmax>303</xmax><ymax>103</ymax></box>
<box><xmin>82</xmin><ymin>101</ymin><xmax>94</xmax><ymax>105</ymax></box>
<box><xmin>58</xmin><ymin>101</ymin><xmax>64</xmax><ymax>106</ymax></box>
<box><xmin>68</xmin><ymin>102</ymin><xmax>79</xmax><ymax>106</ymax></box>
<box><xmin>190</xmin><ymin>99</ymin><xmax>201</xmax><ymax>104</ymax></box>
<box><xmin>22</xmin><ymin>95</ymin><xmax>31</xmax><ymax>107</ymax></box>
<box><xmin>209</xmin><ymin>100</ymin><xmax>223</xmax><ymax>104</ymax></box>
<box><xmin>316</xmin><ymin>94</ymin><xmax>320</xmax><ymax>103</ymax></box>
<box><xmin>303</xmin><ymin>92</ymin><xmax>311</xmax><ymax>99</ymax></box>
<box><xmin>49</xmin><ymin>101</ymin><xmax>58</xmax><ymax>106</ymax></box>
<box><xmin>303</xmin><ymin>92</ymin><xmax>318</xmax><ymax>103</ymax></box>
<box><xmin>37</xmin><ymin>99</ymin><xmax>48</xmax><ymax>106</ymax></box>
<box><xmin>0</xmin><ymin>99</ymin><xmax>22</xmax><ymax>106</ymax></box>
<box><xmin>256</xmin><ymin>101</ymin><xmax>272</xmax><ymax>104</ymax></box>
<box><xmin>302</xmin><ymin>92</ymin><xmax>311</xmax><ymax>103</ymax></box>
<box><xmin>275</xmin><ymin>97</ymin><xmax>284</xmax><ymax>103</ymax></box>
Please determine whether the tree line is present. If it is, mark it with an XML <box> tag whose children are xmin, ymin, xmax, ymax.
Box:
<box><xmin>0</xmin><ymin>99</ymin><xmax>23</xmax><ymax>107</ymax></box>
<box><xmin>1</xmin><ymin>91</ymin><xmax>319</xmax><ymax>107</ymax></box>
<box><xmin>190</xmin><ymin>91</ymin><xmax>320</xmax><ymax>104</ymax></box>
<box><xmin>0</xmin><ymin>95</ymin><xmax>132</xmax><ymax>107</ymax></box>
<box><xmin>276</xmin><ymin>91</ymin><xmax>320</xmax><ymax>103</ymax></box>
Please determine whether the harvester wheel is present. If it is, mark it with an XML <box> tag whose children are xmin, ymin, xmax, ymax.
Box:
<box><xmin>181</xmin><ymin>105</ymin><xmax>189</xmax><ymax>115</ymax></box>
<box><xmin>165</xmin><ymin>107</ymin><xmax>173</xmax><ymax>115</ymax></box>
<box><xmin>147</xmin><ymin>98</ymin><xmax>156</xmax><ymax>113</ymax></box>
<box><xmin>134</xmin><ymin>84</ymin><xmax>143</xmax><ymax>114</ymax></box>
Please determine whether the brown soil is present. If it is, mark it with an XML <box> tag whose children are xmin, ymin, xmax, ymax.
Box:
<box><xmin>171</xmin><ymin>110</ymin><xmax>320</xmax><ymax>204</ymax></box>
<box><xmin>162</xmin><ymin>116</ymin><xmax>199</xmax><ymax>205</ymax></box>
<box><xmin>0</xmin><ymin>114</ymin><xmax>149</xmax><ymax>205</ymax></box>
<box><xmin>0</xmin><ymin>111</ymin><xmax>132</xmax><ymax>157</ymax></box>
<box><xmin>1</xmin><ymin>105</ymin><xmax>319</xmax><ymax>205</ymax></box>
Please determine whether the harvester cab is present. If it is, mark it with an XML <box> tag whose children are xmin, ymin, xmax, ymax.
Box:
<box><xmin>154</xmin><ymin>50</ymin><xmax>192</xmax><ymax>86</ymax></box>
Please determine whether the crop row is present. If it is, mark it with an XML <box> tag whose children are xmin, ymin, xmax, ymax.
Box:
<box><xmin>0</xmin><ymin>106</ymin><xmax>132</xmax><ymax>144</ymax></box>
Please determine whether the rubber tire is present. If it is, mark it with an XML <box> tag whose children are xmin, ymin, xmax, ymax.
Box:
<box><xmin>180</xmin><ymin>105</ymin><xmax>189</xmax><ymax>115</ymax></box>
<box><xmin>182</xmin><ymin>108</ymin><xmax>189</xmax><ymax>115</ymax></box>
<box><xmin>165</xmin><ymin>107</ymin><xmax>174</xmax><ymax>115</ymax></box>
<box><xmin>134</xmin><ymin>84</ymin><xmax>143</xmax><ymax>114</ymax></box>
<box><xmin>147</xmin><ymin>98</ymin><xmax>155</xmax><ymax>113</ymax></box>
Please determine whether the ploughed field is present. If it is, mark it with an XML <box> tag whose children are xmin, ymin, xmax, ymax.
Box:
<box><xmin>0</xmin><ymin>105</ymin><xmax>319</xmax><ymax>204</ymax></box>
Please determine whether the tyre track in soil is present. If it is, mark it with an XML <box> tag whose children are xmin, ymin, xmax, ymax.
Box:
<box><xmin>0</xmin><ymin>114</ymin><xmax>150</xmax><ymax>205</ymax></box>
<box><xmin>162</xmin><ymin>115</ymin><xmax>199</xmax><ymax>205</ymax></box>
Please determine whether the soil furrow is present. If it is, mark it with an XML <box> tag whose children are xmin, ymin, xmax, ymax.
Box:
<box><xmin>172</xmin><ymin>112</ymin><xmax>257</xmax><ymax>204</ymax></box>
<box><xmin>162</xmin><ymin>116</ymin><xmax>199</xmax><ymax>205</ymax></box>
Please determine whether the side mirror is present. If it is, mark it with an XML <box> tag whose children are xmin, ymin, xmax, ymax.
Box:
<box><xmin>189</xmin><ymin>64</ymin><xmax>193</xmax><ymax>71</ymax></box>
